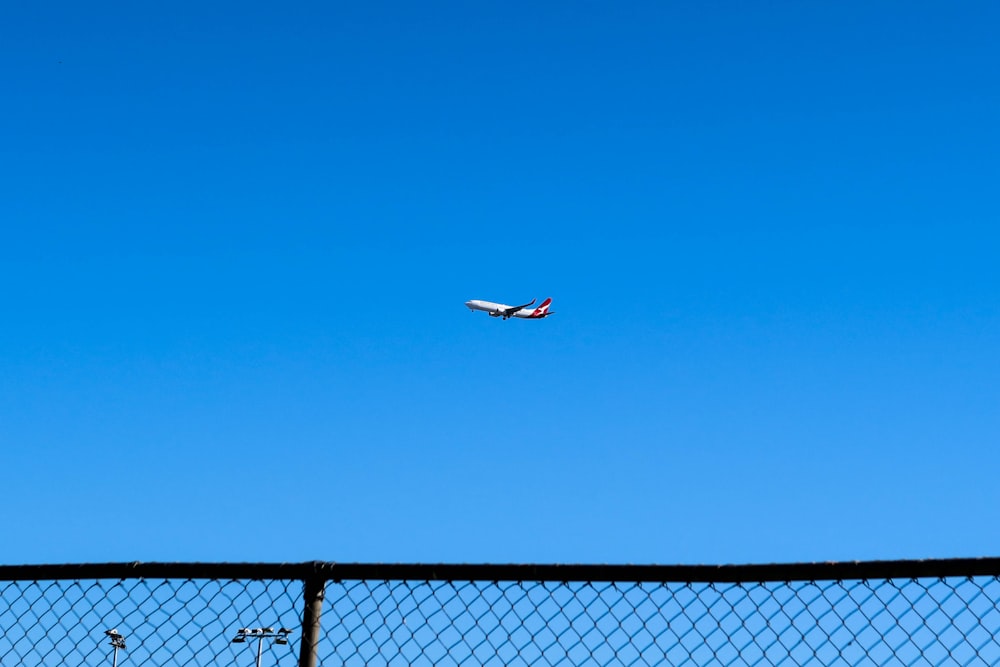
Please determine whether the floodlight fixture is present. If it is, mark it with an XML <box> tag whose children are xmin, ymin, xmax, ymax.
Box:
<box><xmin>103</xmin><ymin>629</ymin><xmax>126</xmax><ymax>667</ymax></box>
<box><xmin>232</xmin><ymin>626</ymin><xmax>294</xmax><ymax>667</ymax></box>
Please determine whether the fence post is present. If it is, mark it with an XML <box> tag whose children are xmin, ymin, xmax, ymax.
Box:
<box><xmin>298</xmin><ymin>575</ymin><xmax>325</xmax><ymax>667</ymax></box>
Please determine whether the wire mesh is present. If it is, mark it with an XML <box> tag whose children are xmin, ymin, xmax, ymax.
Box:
<box><xmin>0</xmin><ymin>565</ymin><xmax>999</xmax><ymax>666</ymax></box>
<box><xmin>321</xmin><ymin>577</ymin><xmax>1000</xmax><ymax>666</ymax></box>
<box><xmin>0</xmin><ymin>578</ymin><xmax>302</xmax><ymax>667</ymax></box>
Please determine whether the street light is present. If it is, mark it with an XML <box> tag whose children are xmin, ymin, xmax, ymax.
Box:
<box><xmin>232</xmin><ymin>627</ymin><xmax>293</xmax><ymax>667</ymax></box>
<box><xmin>104</xmin><ymin>629</ymin><xmax>126</xmax><ymax>667</ymax></box>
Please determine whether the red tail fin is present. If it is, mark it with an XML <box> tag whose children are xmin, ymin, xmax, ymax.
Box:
<box><xmin>530</xmin><ymin>298</ymin><xmax>553</xmax><ymax>317</ymax></box>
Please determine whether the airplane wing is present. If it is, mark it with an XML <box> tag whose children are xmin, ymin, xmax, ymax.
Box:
<box><xmin>501</xmin><ymin>299</ymin><xmax>535</xmax><ymax>318</ymax></box>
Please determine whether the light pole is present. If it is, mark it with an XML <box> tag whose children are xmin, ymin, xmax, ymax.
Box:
<box><xmin>232</xmin><ymin>627</ymin><xmax>293</xmax><ymax>667</ymax></box>
<box><xmin>104</xmin><ymin>629</ymin><xmax>126</xmax><ymax>667</ymax></box>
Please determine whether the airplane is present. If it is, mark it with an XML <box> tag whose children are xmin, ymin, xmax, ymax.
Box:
<box><xmin>465</xmin><ymin>297</ymin><xmax>553</xmax><ymax>320</ymax></box>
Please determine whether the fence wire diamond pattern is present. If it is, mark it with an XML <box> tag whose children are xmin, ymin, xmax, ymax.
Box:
<box><xmin>0</xmin><ymin>562</ymin><xmax>998</xmax><ymax>666</ymax></box>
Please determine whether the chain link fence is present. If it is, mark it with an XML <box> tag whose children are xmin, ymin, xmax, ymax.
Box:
<box><xmin>1</xmin><ymin>560</ymin><xmax>999</xmax><ymax>666</ymax></box>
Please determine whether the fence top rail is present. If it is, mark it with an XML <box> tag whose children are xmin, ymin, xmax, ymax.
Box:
<box><xmin>0</xmin><ymin>558</ymin><xmax>999</xmax><ymax>584</ymax></box>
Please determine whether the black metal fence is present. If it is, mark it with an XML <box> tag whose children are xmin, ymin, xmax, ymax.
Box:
<box><xmin>2</xmin><ymin>559</ymin><xmax>1000</xmax><ymax>666</ymax></box>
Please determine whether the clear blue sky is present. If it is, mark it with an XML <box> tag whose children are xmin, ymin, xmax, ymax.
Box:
<box><xmin>1</xmin><ymin>1</ymin><xmax>998</xmax><ymax>565</ymax></box>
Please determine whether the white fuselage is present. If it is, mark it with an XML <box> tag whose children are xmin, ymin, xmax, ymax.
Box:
<box><xmin>465</xmin><ymin>300</ymin><xmax>530</xmax><ymax>318</ymax></box>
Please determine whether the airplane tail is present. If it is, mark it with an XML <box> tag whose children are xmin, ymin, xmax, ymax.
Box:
<box><xmin>530</xmin><ymin>298</ymin><xmax>553</xmax><ymax>318</ymax></box>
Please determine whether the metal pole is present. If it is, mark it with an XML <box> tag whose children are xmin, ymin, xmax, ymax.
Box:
<box><xmin>256</xmin><ymin>635</ymin><xmax>264</xmax><ymax>667</ymax></box>
<box><xmin>112</xmin><ymin>646</ymin><xmax>118</xmax><ymax>667</ymax></box>
<box><xmin>297</xmin><ymin>576</ymin><xmax>325</xmax><ymax>667</ymax></box>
